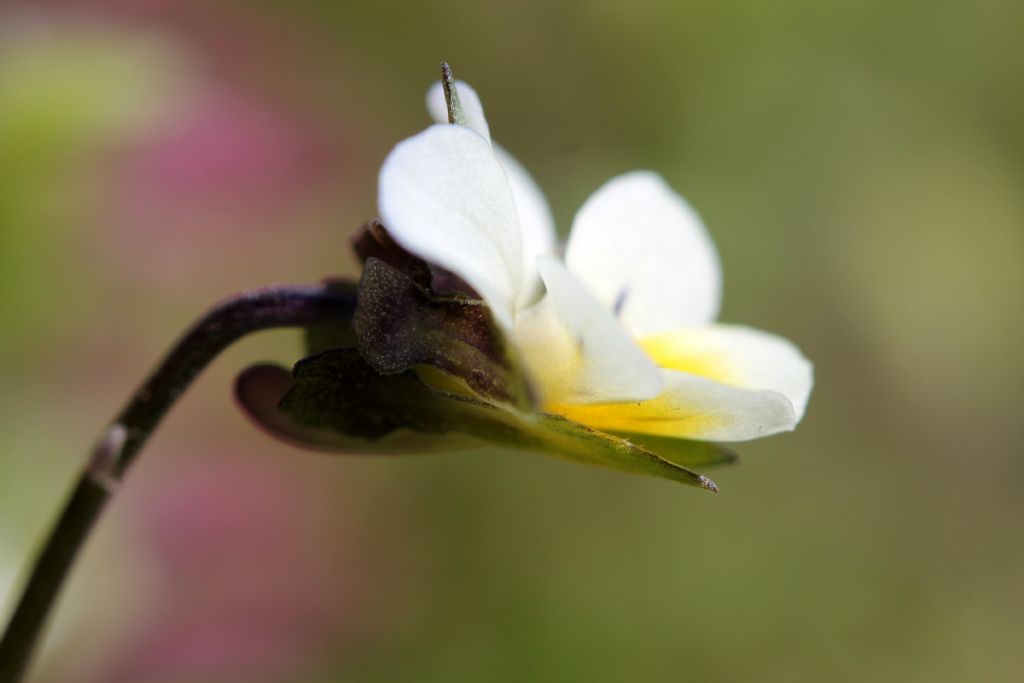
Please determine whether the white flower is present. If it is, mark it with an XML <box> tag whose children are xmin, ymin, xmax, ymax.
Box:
<box><xmin>376</xmin><ymin>78</ymin><xmax>812</xmax><ymax>443</ymax></box>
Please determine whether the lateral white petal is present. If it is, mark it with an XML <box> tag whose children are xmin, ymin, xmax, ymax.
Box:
<box><xmin>515</xmin><ymin>256</ymin><xmax>663</xmax><ymax>406</ymax></box>
<box><xmin>426</xmin><ymin>79</ymin><xmax>490</xmax><ymax>141</ymax></box>
<box><xmin>494</xmin><ymin>144</ymin><xmax>557</xmax><ymax>305</ymax></box>
<box><xmin>640</xmin><ymin>324</ymin><xmax>814</xmax><ymax>421</ymax></box>
<box><xmin>378</xmin><ymin>124</ymin><xmax>521</xmax><ymax>329</ymax></box>
<box><xmin>552</xmin><ymin>370</ymin><xmax>798</xmax><ymax>442</ymax></box>
<box><xmin>565</xmin><ymin>171</ymin><xmax>722</xmax><ymax>335</ymax></box>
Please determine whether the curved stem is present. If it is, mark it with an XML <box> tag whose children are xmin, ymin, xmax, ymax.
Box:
<box><xmin>0</xmin><ymin>283</ymin><xmax>356</xmax><ymax>683</ymax></box>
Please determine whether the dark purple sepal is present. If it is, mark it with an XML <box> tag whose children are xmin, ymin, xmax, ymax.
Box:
<box><xmin>350</xmin><ymin>220</ymin><xmax>478</xmax><ymax>297</ymax></box>
<box><xmin>353</xmin><ymin>257</ymin><xmax>536</xmax><ymax>411</ymax></box>
<box><xmin>235</xmin><ymin>360</ymin><xmax>477</xmax><ymax>454</ymax></box>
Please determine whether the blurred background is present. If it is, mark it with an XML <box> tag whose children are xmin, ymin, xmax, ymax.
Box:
<box><xmin>2</xmin><ymin>1</ymin><xmax>1022</xmax><ymax>681</ymax></box>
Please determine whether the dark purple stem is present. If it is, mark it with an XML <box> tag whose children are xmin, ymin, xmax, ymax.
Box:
<box><xmin>0</xmin><ymin>283</ymin><xmax>356</xmax><ymax>683</ymax></box>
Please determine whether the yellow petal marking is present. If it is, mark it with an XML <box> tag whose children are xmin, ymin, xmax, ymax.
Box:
<box><xmin>637</xmin><ymin>330</ymin><xmax>737</xmax><ymax>384</ymax></box>
<box><xmin>545</xmin><ymin>329</ymin><xmax>737</xmax><ymax>438</ymax></box>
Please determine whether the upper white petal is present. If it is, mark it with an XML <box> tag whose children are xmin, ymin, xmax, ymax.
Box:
<box><xmin>515</xmin><ymin>256</ymin><xmax>663</xmax><ymax>406</ymax></box>
<box><xmin>378</xmin><ymin>124</ymin><xmax>521</xmax><ymax>330</ymax></box>
<box><xmin>494</xmin><ymin>144</ymin><xmax>557</xmax><ymax>306</ymax></box>
<box><xmin>427</xmin><ymin>80</ymin><xmax>558</xmax><ymax>303</ymax></box>
<box><xmin>426</xmin><ymin>79</ymin><xmax>490</xmax><ymax>141</ymax></box>
<box><xmin>565</xmin><ymin>171</ymin><xmax>722</xmax><ymax>335</ymax></box>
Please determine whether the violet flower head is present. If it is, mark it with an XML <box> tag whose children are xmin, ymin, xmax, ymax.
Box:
<box><xmin>238</xmin><ymin>65</ymin><xmax>813</xmax><ymax>492</ymax></box>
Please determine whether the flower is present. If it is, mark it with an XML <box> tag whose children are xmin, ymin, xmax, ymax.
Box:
<box><xmin>384</xmin><ymin>76</ymin><xmax>812</xmax><ymax>440</ymax></box>
<box><xmin>238</xmin><ymin>67</ymin><xmax>813</xmax><ymax>492</ymax></box>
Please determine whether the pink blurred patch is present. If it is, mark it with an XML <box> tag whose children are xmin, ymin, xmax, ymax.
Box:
<box><xmin>113</xmin><ymin>89</ymin><xmax>332</xmax><ymax>229</ymax></box>
<box><xmin>98</xmin><ymin>459</ymin><xmax>356</xmax><ymax>683</ymax></box>
<box><xmin>96</xmin><ymin>82</ymin><xmax>349</xmax><ymax>283</ymax></box>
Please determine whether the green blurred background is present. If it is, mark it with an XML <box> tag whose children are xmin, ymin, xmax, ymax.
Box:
<box><xmin>2</xmin><ymin>2</ymin><xmax>1022</xmax><ymax>681</ymax></box>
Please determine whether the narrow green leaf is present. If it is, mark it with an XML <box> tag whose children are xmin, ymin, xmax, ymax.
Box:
<box><xmin>611</xmin><ymin>432</ymin><xmax>738</xmax><ymax>469</ymax></box>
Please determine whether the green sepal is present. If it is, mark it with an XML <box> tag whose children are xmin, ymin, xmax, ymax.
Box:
<box><xmin>274</xmin><ymin>349</ymin><xmax>717</xmax><ymax>492</ymax></box>
<box><xmin>611</xmin><ymin>432</ymin><xmax>738</xmax><ymax>469</ymax></box>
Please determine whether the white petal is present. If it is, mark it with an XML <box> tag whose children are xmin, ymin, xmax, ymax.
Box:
<box><xmin>426</xmin><ymin>79</ymin><xmax>490</xmax><ymax>141</ymax></box>
<box><xmin>515</xmin><ymin>256</ymin><xmax>663</xmax><ymax>405</ymax></box>
<box><xmin>426</xmin><ymin>80</ymin><xmax>558</xmax><ymax>302</ymax></box>
<box><xmin>378</xmin><ymin>124</ymin><xmax>521</xmax><ymax>329</ymax></box>
<box><xmin>639</xmin><ymin>324</ymin><xmax>814</xmax><ymax>421</ymax></box>
<box><xmin>565</xmin><ymin>171</ymin><xmax>722</xmax><ymax>335</ymax></box>
<box><xmin>494</xmin><ymin>144</ymin><xmax>557</xmax><ymax>306</ymax></box>
<box><xmin>551</xmin><ymin>370</ymin><xmax>798</xmax><ymax>442</ymax></box>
